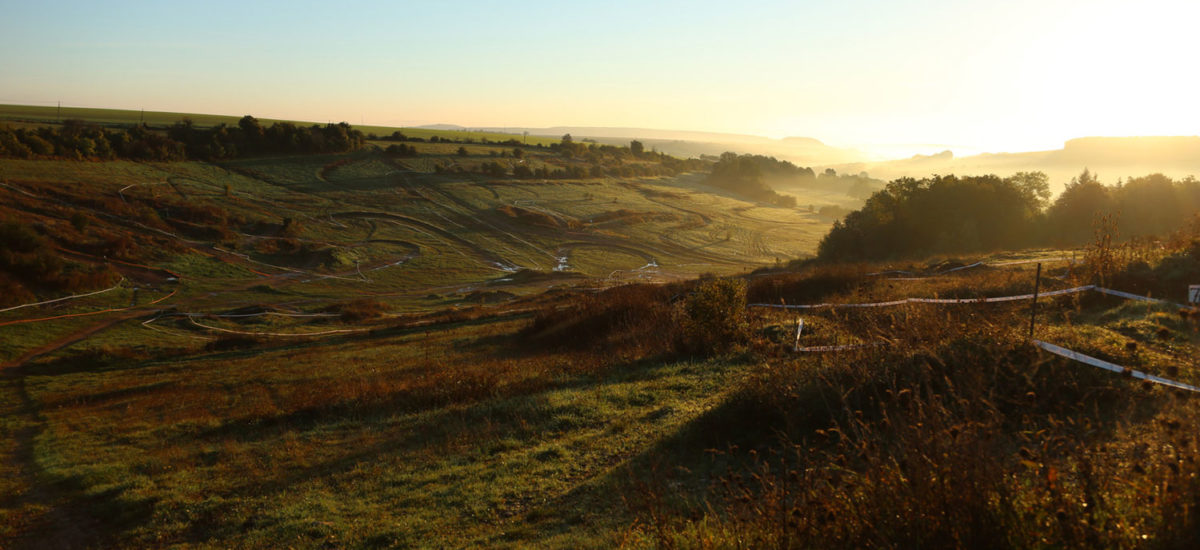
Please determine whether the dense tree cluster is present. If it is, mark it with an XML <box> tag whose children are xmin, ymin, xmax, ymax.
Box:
<box><xmin>817</xmin><ymin>173</ymin><xmax>1049</xmax><ymax>260</ymax></box>
<box><xmin>1</xmin><ymin>119</ymin><xmax>185</xmax><ymax>161</ymax></box>
<box><xmin>383</xmin><ymin>143</ymin><xmax>418</xmax><ymax>157</ymax></box>
<box><xmin>704</xmin><ymin>153</ymin><xmax>886</xmax><ymax>207</ymax></box>
<box><xmin>1046</xmin><ymin>170</ymin><xmax>1200</xmax><ymax>243</ymax></box>
<box><xmin>817</xmin><ymin>170</ymin><xmax>1200</xmax><ymax>261</ymax></box>
<box><xmin>707</xmin><ymin>152</ymin><xmax>800</xmax><ymax>207</ymax></box>
<box><xmin>811</xmin><ymin>168</ymin><xmax>885</xmax><ymax>200</ymax></box>
<box><xmin>168</xmin><ymin>116</ymin><xmax>364</xmax><ymax>159</ymax></box>
<box><xmin>0</xmin><ymin>116</ymin><xmax>365</xmax><ymax>161</ymax></box>
<box><xmin>730</xmin><ymin>153</ymin><xmax>818</xmax><ymax>180</ymax></box>
<box><xmin>443</xmin><ymin>135</ymin><xmax>705</xmax><ymax>180</ymax></box>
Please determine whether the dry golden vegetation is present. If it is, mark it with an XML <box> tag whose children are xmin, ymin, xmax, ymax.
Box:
<box><xmin>620</xmin><ymin>230</ymin><xmax>1200</xmax><ymax>549</ymax></box>
<box><xmin>1</xmin><ymin>222</ymin><xmax>1198</xmax><ymax>548</ymax></box>
<box><xmin>2</xmin><ymin>124</ymin><xmax>1200</xmax><ymax>548</ymax></box>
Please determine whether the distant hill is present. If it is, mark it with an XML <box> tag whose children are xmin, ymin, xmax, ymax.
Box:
<box><xmin>416</xmin><ymin>124</ymin><xmax>869</xmax><ymax>166</ymax></box>
<box><xmin>831</xmin><ymin>136</ymin><xmax>1200</xmax><ymax>192</ymax></box>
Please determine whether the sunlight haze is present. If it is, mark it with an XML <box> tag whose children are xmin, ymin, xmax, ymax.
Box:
<box><xmin>2</xmin><ymin>0</ymin><xmax>1196</xmax><ymax>157</ymax></box>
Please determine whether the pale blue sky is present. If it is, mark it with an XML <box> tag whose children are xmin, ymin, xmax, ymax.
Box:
<box><xmin>2</xmin><ymin>0</ymin><xmax>1197</xmax><ymax>154</ymax></box>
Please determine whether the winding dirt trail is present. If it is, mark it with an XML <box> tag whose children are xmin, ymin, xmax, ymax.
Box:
<box><xmin>1</xmin><ymin>310</ymin><xmax>150</xmax><ymax>369</ymax></box>
<box><xmin>332</xmin><ymin>211</ymin><xmax>516</xmax><ymax>270</ymax></box>
<box><xmin>554</xmin><ymin>242</ymin><xmax>658</xmax><ymax>265</ymax></box>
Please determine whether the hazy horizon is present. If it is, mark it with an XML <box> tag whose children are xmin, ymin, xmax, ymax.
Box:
<box><xmin>3</xmin><ymin>0</ymin><xmax>1199</xmax><ymax>157</ymax></box>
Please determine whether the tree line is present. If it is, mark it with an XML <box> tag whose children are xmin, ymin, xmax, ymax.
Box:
<box><xmin>0</xmin><ymin>116</ymin><xmax>365</xmax><ymax>161</ymax></box>
<box><xmin>706</xmin><ymin>153</ymin><xmax>887</xmax><ymax>208</ymax></box>
<box><xmin>817</xmin><ymin>170</ymin><xmax>1200</xmax><ymax>261</ymax></box>
<box><xmin>424</xmin><ymin>135</ymin><xmax>707</xmax><ymax>180</ymax></box>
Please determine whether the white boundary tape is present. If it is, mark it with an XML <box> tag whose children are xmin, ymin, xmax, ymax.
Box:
<box><xmin>0</xmin><ymin>280</ymin><xmax>125</xmax><ymax>314</ymax></box>
<box><xmin>990</xmin><ymin>257</ymin><xmax>1073</xmax><ymax>267</ymax></box>
<box><xmin>1092</xmin><ymin>287</ymin><xmax>1190</xmax><ymax>309</ymax></box>
<box><xmin>751</xmin><ymin>286</ymin><xmax>1196</xmax><ymax>311</ymax></box>
<box><xmin>796</xmin><ymin>342</ymin><xmax>887</xmax><ymax>353</ymax></box>
<box><xmin>867</xmin><ymin>257</ymin><xmax>1075</xmax><ymax>278</ymax></box>
<box><xmin>776</xmin><ymin>285</ymin><xmax>1197</xmax><ymax>354</ymax></box>
<box><xmin>204</xmin><ymin>311</ymin><xmax>340</xmax><ymax>318</ymax></box>
<box><xmin>188</xmin><ymin>316</ymin><xmax>369</xmax><ymax>337</ymax></box>
<box><xmin>750</xmin><ymin>285</ymin><xmax>1094</xmax><ymax>310</ymax></box>
<box><xmin>1033</xmin><ymin>340</ymin><xmax>1200</xmax><ymax>393</ymax></box>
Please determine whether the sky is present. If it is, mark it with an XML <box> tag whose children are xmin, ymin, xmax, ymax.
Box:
<box><xmin>2</xmin><ymin>0</ymin><xmax>1198</xmax><ymax>157</ymax></box>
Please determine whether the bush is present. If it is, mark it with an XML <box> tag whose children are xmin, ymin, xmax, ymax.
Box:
<box><xmin>681</xmin><ymin>278</ymin><xmax>749</xmax><ymax>354</ymax></box>
<box><xmin>521</xmin><ymin>283</ymin><xmax>679</xmax><ymax>357</ymax></box>
<box><xmin>337</xmin><ymin>299</ymin><xmax>389</xmax><ymax>322</ymax></box>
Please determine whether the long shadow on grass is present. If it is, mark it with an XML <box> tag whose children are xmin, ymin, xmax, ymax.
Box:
<box><xmin>0</xmin><ymin>368</ymin><xmax>156</xmax><ymax>549</ymax></box>
<box><xmin>182</xmin><ymin>351</ymin><xmax>682</xmax><ymax>446</ymax></box>
<box><xmin>171</xmin><ymin>354</ymin><xmax>694</xmax><ymax>545</ymax></box>
<box><xmin>20</xmin><ymin>310</ymin><xmax>537</xmax><ymax>379</ymax></box>
<box><xmin>499</xmin><ymin>339</ymin><xmax>1180</xmax><ymax>546</ymax></box>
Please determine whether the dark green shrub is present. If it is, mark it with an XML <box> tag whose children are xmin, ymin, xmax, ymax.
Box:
<box><xmin>682</xmin><ymin>278</ymin><xmax>749</xmax><ymax>354</ymax></box>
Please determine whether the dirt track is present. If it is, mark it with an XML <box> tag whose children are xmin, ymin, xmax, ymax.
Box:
<box><xmin>332</xmin><ymin>211</ymin><xmax>517</xmax><ymax>270</ymax></box>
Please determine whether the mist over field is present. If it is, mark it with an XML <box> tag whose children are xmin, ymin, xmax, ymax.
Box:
<box><xmin>3</xmin><ymin>1</ymin><xmax>1200</xmax><ymax>548</ymax></box>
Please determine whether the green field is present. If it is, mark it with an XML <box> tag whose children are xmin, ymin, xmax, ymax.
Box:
<box><xmin>0</xmin><ymin>104</ymin><xmax>563</xmax><ymax>146</ymax></box>
<box><xmin>0</xmin><ymin>132</ymin><xmax>847</xmax><ymax>547</ymax></box>
<box><xmin>4</xmin><ymin>113</ymin><xmax>1200</xmax><ymax>548</ymax></box>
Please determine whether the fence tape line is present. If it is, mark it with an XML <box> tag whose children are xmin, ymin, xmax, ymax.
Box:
<box><xmin>749</xmin><ymin>285</ymin><xmax>1094</xmax><ymax>310</ymax></box>
<box><xmin>1033</xmin><ymin>340</ymin><xmax>1200</xmax><ymax>393</ymax></box>
<box><xmin>869</xmin><ymin>257</ymin><xmax>1076</xmax><ymax>278</ymax></box>
<box><xmin>203</xmin><ymin>311</ymin><xmax>340</xmax><ymax>319</ymax></box>
<box><xmin>188</xmin><ymin>316</ymin><xmax>369</xmax><ymax>337</ymax></box>
<box><xmin>867</xmin><ymin>261</ymin><xmax>984</xmax><ymax>278</ymax></box>
<box><xmin>941</xmin><ymin>261</ymin><xmax>985</xmax><ymax>273</ymax></box>
<box><xmin>795</xmin><ymin>342</ymin><xmax>888</xmax><ymax>353</ymax></box>
<box><xmin>0</xmin><ymin>280</ymin><xmax>124</xmax><ymax>314</ymax></box>
<box><xmin>1093</xmin><ymin>287</ymin><xmax>1190</xmax><ymax>310</ymax></box>
<box><xmin>990</xmin><ymin>257</ymin><xmax>1074</xmax><ymax>267</ymax></box>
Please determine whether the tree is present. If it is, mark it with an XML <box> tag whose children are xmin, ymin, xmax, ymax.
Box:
<box><xmin>1046</xmin><ymin>169</ymin><xmax>1115</xmax><ymax>245</ymax></box>
<box><xmin>818</xmin><ymin>174</ymin><xmax>1050</xmax><ymax>260</ymax></box>
<box><xmin>238</xmin><ymin>115</ymin><xmax>263</xmax><ymax>140</ymax></box>
<box><xmin>1007</xmin><ymin>171</ymin><xmax>1051</xmax><ymax>210</ymax></box>
<box><xmin>482</xmin><ymin>161</ymin><xmax>506</xmax><ymax>177</ymax></box>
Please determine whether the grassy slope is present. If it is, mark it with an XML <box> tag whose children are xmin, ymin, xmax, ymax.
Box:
<box><xmin>0</xmin><ymin>140</ymin><xmax>850</xmax><ymax>546</ymax></box>
<box><xmin>0</xmin><ymin>142</ymin><xmax>832</xmax><ymax>322</ymax></box>
<box><xmin>2</xmin><ymin>243</ymin><xmax>1198</xmax><ymax>548</ymax></box>
<box><xmin>1</xmin><ymin>315</ymin><xmax>740</xmax><ymax>548</ymax></box>
<box><xmin>9</xmin><ymin>133</ymin><xmax>1195</xmax><ymax>546</ymax></box>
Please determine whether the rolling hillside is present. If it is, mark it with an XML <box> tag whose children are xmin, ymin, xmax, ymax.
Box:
<box><xmin>3</xmin><ymin>110</ymin><xmax>1200</xmax><ymax>549</ymax></box>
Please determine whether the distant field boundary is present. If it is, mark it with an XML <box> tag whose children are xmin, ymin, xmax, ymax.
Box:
<box><xmin>0</xmin><ymin>103</ymin><xmax>562</xmax><ymax>146</ymax></box>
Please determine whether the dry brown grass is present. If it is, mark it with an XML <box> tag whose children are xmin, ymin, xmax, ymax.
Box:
<box><xmin>623</xmin><ymin>235</ymin><xmax>1200</xmax><ymax>549</ymax></box>
<box><xmin>631</xmin><ymin>299</ymin><xmax>1200</xmax><ymax>548</ymax></box>
<box><xmin>522</xmin><ymin>283</ymin><xmax>683</xmax><ymax>357</ymax></box>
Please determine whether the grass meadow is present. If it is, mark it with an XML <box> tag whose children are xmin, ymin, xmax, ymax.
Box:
<box><xmin>4</xmin><ymin>128</ymin><xmax>1198</xmax><ymax>547</ymax></box>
